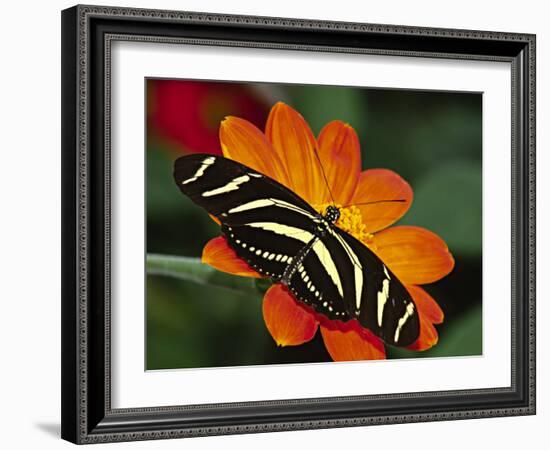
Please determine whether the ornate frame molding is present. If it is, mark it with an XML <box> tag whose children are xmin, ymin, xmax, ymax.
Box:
<box><xmin>61</xmin><ymin>4</ymin><xmax>536</xmax><ymax>444</ymax></box>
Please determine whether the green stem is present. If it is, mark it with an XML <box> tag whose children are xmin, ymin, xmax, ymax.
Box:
<box><xmin>146</xmin><ymin>253</ymin><xmax>260</xmax><ymax>294</ymax></box>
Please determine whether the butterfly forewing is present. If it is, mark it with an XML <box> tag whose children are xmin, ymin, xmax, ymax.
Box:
<box><xmin>175</xmin><ymin>154</ymin><xmax>321</xmax><ymax>279</ymax></box>
<box><xmin>333</xmin><ymin>228</ymin><xmax>420</xmax><ymax>346</ymax></box>
<box><xmin>174</xmin><ymin>154</ymin><xmax>318</xmax><ymax>225</ymax></box>
<box><xmin>174</xmin><ymin>154</ymin><xmax>420</xmax><ymax>347</ymax></box>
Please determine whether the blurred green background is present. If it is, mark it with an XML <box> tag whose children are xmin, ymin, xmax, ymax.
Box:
<box><xmin>146</xmin><ymin>79</ymin><xmax>482</xmax><ymax>369</ymax></box>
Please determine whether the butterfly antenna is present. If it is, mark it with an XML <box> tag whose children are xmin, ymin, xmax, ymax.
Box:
<box><xmin>311</xmin><ymin>145</ymin><xmax>336</xmax><ymax>206</ymax></box>
<box><xmin>343</xmin><ymin>199</ymin><xmax>407</xmax><ymax>207</ymax></box>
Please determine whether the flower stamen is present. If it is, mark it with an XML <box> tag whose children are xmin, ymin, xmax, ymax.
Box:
<box><xmin>315</xmin><ymin>203</ymin><xmax>375</xmax><ymax>249</ymax></box>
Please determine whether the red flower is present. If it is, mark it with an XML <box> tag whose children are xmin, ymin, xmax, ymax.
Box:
<box><xmin>148</xmin><ymin>80</ymin><xmax>269</xmax><ymax>154</ymax></box>
<box><xmin>202</xmin><ymin>102</ymin><xmax>454</xmax><ymax>361</ymax></box>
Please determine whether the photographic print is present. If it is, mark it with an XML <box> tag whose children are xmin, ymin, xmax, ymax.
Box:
<box><xmin>61</xmin><ymin>5</ymin><xmax>536</xmax><ymax>444</ymax></box>
<box><xmin>62</xmin><ymin>7</ymin><xmax>535</xmax><ymax>442</ymax></box>
<box><xmin>145</xmin><ymin>79</ymin><xmax>482</xmax><ymax>370</ymax></box>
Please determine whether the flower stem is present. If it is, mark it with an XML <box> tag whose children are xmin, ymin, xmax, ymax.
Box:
<box><xmin>146</xmin><ymin>253</ymin><xmax>260</xmax><ymax>294</ymax></box>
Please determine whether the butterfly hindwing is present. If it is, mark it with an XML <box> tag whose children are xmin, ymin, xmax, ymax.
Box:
<box><xmin>222</xmin><ymin>223</ymin><xmax>308</xmax><ymax>279</ymax></box>
<box><xmin>287</xmin><ymin>237</ymin><xmax>350</xmax><ymax>321</ymax></box>
<box><xmin>287</xmin><ymin>231</ymin><xmax>356</xmax><ymax>321</ymax></box>
<box><xmin>332</xmin><ymin>228</ymin><xmax>420</xmax><ymax>347</ymax></box>
<box><xmin>284</xmin><ymin>226</ymin><xmax>419</xmax><ymax>346</ymax></box>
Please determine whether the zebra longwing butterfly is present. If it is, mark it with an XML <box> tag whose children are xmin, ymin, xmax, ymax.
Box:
<box><xmin>174</xmin><ymin>154</ymin><xmax>420</xmax><ymax>347</ymax></box>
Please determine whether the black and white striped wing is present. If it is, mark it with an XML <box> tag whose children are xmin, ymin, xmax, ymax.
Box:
<box><xmin>289</xmin><ymin>227</ymin><xmax>420</xmax><ymax>347</ymax></box>
<box><xmin>337</xmin><ymin>229</ymin><xmax>419</xmax><ymax>346</ymax></box>
<box><xmin>174</xmin><ymin>154</ymin><xmax>320</xmax><ymax>279</ymax></box>
<box><xmin>174</xmin><ymin>154</ymin><xmax>420</xmax><ymax>347</ymax></box>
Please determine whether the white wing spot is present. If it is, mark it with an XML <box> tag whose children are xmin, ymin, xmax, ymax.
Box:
<box><xmin>331</xmin><ymin>231</ymin><xmax>363</xmax><ymax>310</ymax></box>
<box><xmin>181</xmin><ymin>157</ymin><xmax>215</xmax><ymax>184</ymax></box>
<box><xmin>394</xmin><ymin>302</ymin><xmax>416</xmax><ymax>343</ymax></box>
<box><xmin>202</xmin><ymin>175</ymin><xmax>251</xmax><ymax>197</ymax></box>
<box><xmin>377</xmin><ymin>279</ymin><xmax>390</xmax><ymax>327</ymax></box>
<box><xmin>228</xmin><ymin>198</ymin><xmax>316</xmax><ymax>220</ymax></box>
<box><xmin>311</xmin><ymin>239</ymin><xmax>344</xmax><ymax>299</ymax></box>
<box><xmin>245</xmin><ymin>222</ymin><xmax>314</xmax><ymax>245</ymax></box>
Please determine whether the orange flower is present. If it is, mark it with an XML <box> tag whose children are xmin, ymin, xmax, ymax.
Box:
<box><xmin>202</xmin><ymin>102</ymin><xmax>454</xmax><ymax>361</ymax></box>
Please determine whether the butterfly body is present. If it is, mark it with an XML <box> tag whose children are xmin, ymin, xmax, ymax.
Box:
<box><xmin>174</xmin><ymin>154</ymin><xmax>419</xmax><ymax>347</ymax></box>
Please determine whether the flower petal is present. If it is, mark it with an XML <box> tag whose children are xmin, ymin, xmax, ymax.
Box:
<box><xmin>407</xmin><ymin>285</ymin><xmax>444</xmax><ymax>325</ymax></box>
<box><xmin>371</xmin><ymin>226</ymin><xmax>455</xmax><ymax>285</ymax></box>
<box><xmin>263</xmin><ymin>285</ymin><xmax>318</xmax><ymax>346</ymax></box>
<box><xmin>320</xmin><ymin>325</ymin><xmax>386</xmax><ymax>361</ymax></box>
<box><xmin>209</xmin><ymin>214</ymin><xmax>221</xmax><ymax>225</ymax></box>
<box><xmin>202</xmin><ymin>236</ymin><xmax>262</xmax><ymax>278</ymax></box>
<box><xmin>407</xmin><ymin>318</ymin><xmax>439</xmax><ymax>351</ymax></box>
<box><xmin>317</xmin><ymin>121</ymin><xmax>361</xmax><ymax>205</ymax></box>
<box><xmin>405</xmin><ymin>286</ymin><xmax>441</xmax><ymax>351</ymax></box>
<box><xmin>265</xmin><ymin>102</ymin><xmax>327</xmax><ymax>204</ymax></box>
<box><xmin>350</xmin><ymin>169</ymin><xmax>413</xmax><ymax>233</ymax></box>
<box><xmin>220</xmin><ymin>116</ymin><xmax>291</xmax><ymax>186</ymax></box>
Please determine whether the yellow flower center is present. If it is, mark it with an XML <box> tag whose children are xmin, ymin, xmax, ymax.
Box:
<box><xmin>314</xmin><ymin>203</ymin><xmax>376</xmax><ymax>250</ymax></box>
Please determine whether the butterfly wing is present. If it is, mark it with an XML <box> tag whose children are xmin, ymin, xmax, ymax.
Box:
<box><xmin>174</xmin><ymin>154</ymin><xmax>419</xmax><ymax>347</ymax></box>
<box><xmin>174</xmin><ymin>154</ymin><xmax>321</xmax><ymax>279</ymax></box>
<box><xmin>286</xmin><ymin>235</ymin><xmax>351</xmax><ymax>321</ymax></box>
<box><xmin>286</xmin><ymin>225</ymin><xmax>419</xmax><ymax>346</ymax></box>
<box><xmin>334</xmin><ymin>227</ymin><xmax>419</xmax><ymax>346</ymax></box>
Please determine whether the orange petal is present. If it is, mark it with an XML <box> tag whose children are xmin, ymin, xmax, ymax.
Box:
<box><xmin>317</xmin><ymin>121</ymin><xmax>361</xmax><ymax>205</ymax></box>
<box><xmin>265</xmin><ymin>102</ymin><xmax>326</xmax><ymax>204</ymax></box>
<box><xmin>405</xmin><ymin>285</ymin><xmax>443</xmax><ymax>351</ymax></box>
<box><xmin>407</xmin><ymin>318</ymin><xmax>439</xmax><ymax>351</ymax></box>
<box><xmin>202</xmin><ymin>236</ymin><xmax>262</xmax><ymax>278</ymax></box>
<box><xmin>220</xmin><ymin>116</ymin><xmax>291</xmax><ymax>186</ymax></box>
<box><xmin>372</xmin><ymin>226</ymin><xmax>454</xmax><ymax>285</ymax></box>
<box><xmin>350</xmin><ymin>169</ymin><xmax>413</xmax><ymax>233</ymax></box>
<box><xmin>262</xmin><ymin>285</ymin><xmax>318</xmax><ymax>346</ymax></box>
<box><xmin>407</xmin><ymin>285</ymin><xmax>444</xmax><ymax>325</ymax></box>
<box><xmin>320</xmin><ymin>325</ymin><xmax>386</xmax><ymax>361</ymax></box>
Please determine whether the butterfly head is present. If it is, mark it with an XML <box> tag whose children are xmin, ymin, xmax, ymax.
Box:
<box><xmin>324</xmin><ymin>205</ymin><xmax>340</xmax><ymax>224</ymax></box>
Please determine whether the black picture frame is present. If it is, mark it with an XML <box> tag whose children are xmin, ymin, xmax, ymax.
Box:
<box><xmin>61</xmin><ymin>4</ymin><xmax>536</xmax><ymax>444</ymax></box>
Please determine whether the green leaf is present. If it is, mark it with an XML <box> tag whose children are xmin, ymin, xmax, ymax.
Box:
<box><xmin>147</xmin><ymin>253</ymin><xmax>261</xmax><ymax>294</ymax></box>
<box><xmin>401</xmin><ymin>161</ymin><xmax>482</xmax><ymax>256</ymax></box>
<box><xmin>146</xmin><ymin>146</ymin><xmax>183</xmax><ymax>217</ymax></box>
<box><xmin>288</xmin><ymin>85</ymin><xmax>367</xmax><ymax>136</ymax></box>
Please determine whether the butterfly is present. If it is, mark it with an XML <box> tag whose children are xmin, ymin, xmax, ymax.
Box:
<box><xmin>173</xmin><ymin>154</ymin><xmax>419</xmax><ymax>347</ymax></box>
